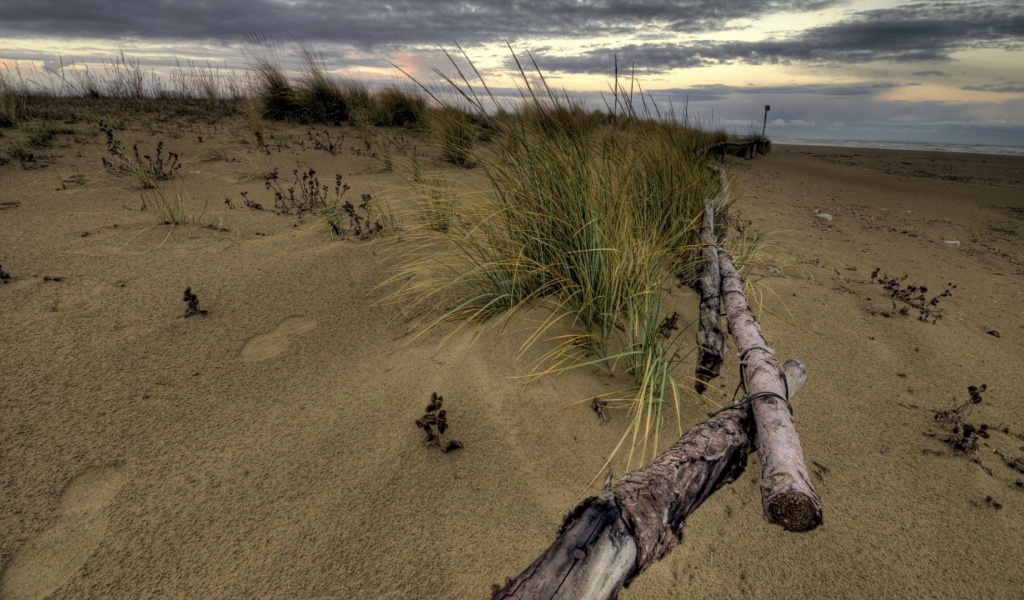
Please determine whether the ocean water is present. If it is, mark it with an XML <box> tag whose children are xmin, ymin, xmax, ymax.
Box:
<box><xmin>773</xmin><ymin>137</ymin><xmax>1024</xmax><ymax>157</ymax></box>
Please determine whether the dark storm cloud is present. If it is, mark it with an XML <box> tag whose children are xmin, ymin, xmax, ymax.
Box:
<box><xmin>962</xmin><ymin>82</ymin><xmax>1024</xmax><ymax>93</ymax></box>
<box><xmin>649</xmin><ymin>81</ymin><xmax>905</xmax><ymax>102</ymax></box>
<box><xmin>530</xmin><ymin>1</ymin><xmax>1024</xmax><ymax>74</ymax></box>
<box><xmin>912</xmin><ymin>70</ymin><xmax>949</xmax><ymax>77</ymax></box>
<box><xmin>0</xmin><ymin>0</ymin><xmax>841</xmax><ymax>49</ymax></box>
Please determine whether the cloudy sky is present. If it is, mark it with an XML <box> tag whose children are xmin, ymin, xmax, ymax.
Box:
<box><xmin>1</xmin><ymin>0</ymin><xmax>1023</xmax><ymax>146</ymax></box>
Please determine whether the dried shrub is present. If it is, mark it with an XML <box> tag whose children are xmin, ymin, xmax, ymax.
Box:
<box><xmin>415</xmin><ymin>392</ymin><xmax>463</xmax><ymax>453</ymax></box>
<box><xmin>182</xmin><ymin>287</ymin><xmax>207</xmax><ymax>317</ymax></box>
<box><xmin>869</xmin><ymin>268</ymin><xmax>956</xmax><ymax>323</ymax></box>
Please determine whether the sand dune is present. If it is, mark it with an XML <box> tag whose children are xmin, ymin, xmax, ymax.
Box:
<box><xmin>2</xmin><ymin>115</ymin><xmax>1023</xmax><ymax>598</ymax></box>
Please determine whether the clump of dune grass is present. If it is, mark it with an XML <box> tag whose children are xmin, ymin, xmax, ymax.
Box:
<box><xmin>242</xmin><ymin>37</ymin><xmax>427</xmax><ymax>128</ymax></box>
<box><xmin>392</xmin><ymin>48</ymin><xmax>729</xmax><ymax>468</ymax></box>
<box><xmin>431</xmin><ymin>105</ymin><xmax>477</xmax><ymax>167</ymax></box>
<box><xmin>370</xmin><ymin>86</ymin><xmax>426</xmax><ymax>128</ymax></box>
<box><xmin>140</xmin><ymin>178</ymin><xmax>206</xmax><ymax>226</ymax></box>
<box><xmin>0</xmin><ymin>64</ymin><xmax>27</xmax><ymax>127</ymax></box>
<box><xmin>340</xmin><ymin>79</ymin><xmax>373</xmax><ymax>115</ymax></box>
<box><xmin>235</xmin><ymin>97</ymin><xmax>270</xmax><ymax>149</ymax></box>
<box><xmin>243</xmin><ymin>33</ymin><xmax>299</xmax><ymax>120</ymax></box>
<box><xmin>414</xmin><ymin>175</ymin><xmax>457</xmax><ymax>232</ymax></box>
<box><xmin>25</xmin><ymin>122</ymin><xmax>61</xmax><ymax>147</ymax></box>
<box><xmin>168</xmin><ymin>58</ymin><xmax>238</xmax><ymax>102</ymax></box>
<box><xmin>233</xmin><ymin>148</ymin><xmax>274</xmax><ymax>183</ymax></box>
<box><xmin>100</xmin><ymin>51</ymin><xmax>164</xmax><ymax>99</ymax></box>
<box><xmin>295</xmin><ymin>43</ymin><xmax>348</xmax><ymax>124</ymax></box>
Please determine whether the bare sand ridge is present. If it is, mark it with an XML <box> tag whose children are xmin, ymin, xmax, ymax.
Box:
<box><xmin>1</xmin><ymin>115</ymin><xmax>1022</xmax><ymax>598</ymax></box>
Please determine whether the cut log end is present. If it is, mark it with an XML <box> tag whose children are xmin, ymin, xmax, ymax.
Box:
<box><xmin>765</xmin><ymin>492</ymin><xmax>823</xmax><ymax>533</ymax></box>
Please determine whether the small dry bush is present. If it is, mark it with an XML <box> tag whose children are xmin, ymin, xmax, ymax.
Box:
<box><xmin>100</xmin><ymin>122</ymin><xmax>181</xmax><ymax>188</ymax></box>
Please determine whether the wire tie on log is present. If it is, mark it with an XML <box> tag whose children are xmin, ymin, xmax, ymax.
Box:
<box><xmin>707</xmin><ymin>390</ymin><xmax>789</xmax><ymax>418</ymax></box>
<box><xmin>715</xmin><ymin>346</ymin><xmax>793</xmax><ymax>417</ymax></box>
<box><xmin>738</xmin><ymin>346</ymin><xmax>773</xmax><ymax>362</ymax></box>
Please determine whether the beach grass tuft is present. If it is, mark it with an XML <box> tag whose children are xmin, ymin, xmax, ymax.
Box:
<box><xmin>243</xmin><ymin>33</ymin><xmax>300</xmax><ymax>120</ymax></box>
<box><xmin>0</xmin><ymin>64</ymin><xmax>27</xmax><ymax>127</ymax></box>
<box><xmin>370</xmin><ymin>86</ymin><xmax>427</xmax><ymax>128</ymax></box>
<box><xmin>141</xmin><ymin>178</ymin><xmax>203</xmax><ymax>226</ymax></box>
<box><xmin>295</xmin><ymin>42</ymin><xmax>349</xmax><ymax>124</ymax></box>
<box><xmin>392</xmin><ymin>49</ymin><xmax>730</xmax><ymax>467</ymax></box>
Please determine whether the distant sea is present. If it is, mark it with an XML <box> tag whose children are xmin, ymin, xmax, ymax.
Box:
<box><xmin>773</xmin><ymin>137</ymin><xmax>1024</xmax><ymax>157</ymax></box>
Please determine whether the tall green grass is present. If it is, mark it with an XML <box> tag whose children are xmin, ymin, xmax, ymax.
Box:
<box><xmin>242</xmin><ymin>37</ymin><xmax>427</xmax><ymax>128</ymax></box>
<box><xmin>0</xmin><ymin>64</ymin><xmax>27</xmax><ymax>127</ymax></box>
<box><xmin>431</xmin><ymin>105</ymin><xmax>477</xmax><ymax>167</ymax></box>
<box><xmin>370</xmin><ymin>86</ymin><xmax>426</xmax><ymax>127</ymax></box>
<box><xmin>393</xmin><ymin>50</ymin><xmax>730</xmax><ymax>467</ymax></box>
<box><xmin>295</xmin><ymin>43</ymin><xmax>349</xmax><ymax>123</ymax></box>
<box><xmin>243</xmin><ymin>33</ymin><xmax>299</xmax><ymax>120</ymax></box>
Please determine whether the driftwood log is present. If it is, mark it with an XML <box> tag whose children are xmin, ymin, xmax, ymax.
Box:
<box><xmin>707</xmin><ymin>140</ymin><xmax>770</xmax><ymax>160</ymax></box>
<box><xmin>693</xmin><ymin>175</ymin><xmax>728</xmax><ymax>393</ymax></box>
<box><xmin>493</xmin><ymin>360</ymin><xmax>809</xmax><ymax>600</ymax></box>
<box><xmin>718</xmin><ymin>250</ymin><xmax>823</xmax><ymax>532</ymax></box>
<box><xmin>493</xmin><ymin>176</ymin><xmax>820</xmax><ymax>597</ymax></box>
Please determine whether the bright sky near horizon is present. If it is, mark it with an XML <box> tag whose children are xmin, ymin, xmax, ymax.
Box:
<box><xmin>1</xmin><ymin>0</ymin><xmax>1022</xmax><ymax>145</ymax></box>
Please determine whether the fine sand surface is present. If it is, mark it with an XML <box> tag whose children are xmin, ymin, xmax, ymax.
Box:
<box><xmin>2</xmin><ymin>115</ymin><xmax>1023</xmax><ymax>599</ymax></box>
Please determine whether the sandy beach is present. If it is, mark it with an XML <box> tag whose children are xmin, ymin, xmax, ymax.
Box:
<box><xmin>2</xmin><ymin>113</ymin><xmax>1023</xmax><ymax>599</ymax></box>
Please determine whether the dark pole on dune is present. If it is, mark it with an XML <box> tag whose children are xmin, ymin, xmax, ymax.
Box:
<box><xmin>762</xmin><ymin>104</ymin><xmax>770</xmax><ymax>139</ymax></box>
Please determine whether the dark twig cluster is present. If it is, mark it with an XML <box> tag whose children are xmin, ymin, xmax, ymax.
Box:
<box><xmin>263</xmin><ymin>167</ymin><xmax>348</xmax><ymax>216</ymax></box>
<box><xmin>869</xmin><ymin>268</ymin><xmax>956</xmax><ymax>323</ymax></box>
<box><xmin>305</xmin><ymin>128</ymin><xmax>343</xmax><ymax>154</ymax></box>
<box><xmin>933</xmin><ymin>384</ymin><xmax>987</xmax><ymax>453</ymax></box>
<box><xmin>928</xmin><ymin>385</ymin><xmax>1024</xmax><ymax>490</ymax></box>
<box><xmin>238</xmin><ymin>192</ymin><xmax>263</xmax><ymax>210</ymax></box>
<box><xmin>415</xmin><ymin>392</ymin><xmax>463</xmax><ymax>453</ymax></box>
<box><xmin>255</xmin><ymin>168</ymin><xmax>385</xmax><ymax>239</ymax></box>
<box><xmin>658</xmin><ymin>311</ymin><xmax>680</xmax><ymax>339</ymax></box>
<box><xmin>182</xmin><ymin>287</ymin><xmax>207</xmax><ymax>317</ymax></box>
<box><xmin>99</xmin><ymin>121</ymin><xmax>180</xmax><ymax>186</ymax></box>
<box><xmin>333</xmin><ymin>193</ymin><xmax>384</xmax><ymax>239</ymax></box>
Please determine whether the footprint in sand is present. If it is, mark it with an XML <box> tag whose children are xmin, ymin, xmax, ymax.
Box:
<box><xmin>239</xmin><ymin>316</ymin><xmax>317</xmax><ymax>362</ymax></box>
<box><xmin>0</xmin><ymin>464</ymin><xmax>126</xmax><ymax>600</ymax></box>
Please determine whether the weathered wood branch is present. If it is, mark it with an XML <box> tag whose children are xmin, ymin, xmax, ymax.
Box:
<box><xmin>493</xmin><ymin>164</ymin><xmax>818</xmax><ymax>595</ymax></box>
<box><xmin>706</xmin><ymin>140</ymin><xmax>770</xmax><ymax>160</ymax></box>
<box><xmin>493</xmin><ymin>361</ymin><xmax>808</xmax><ymax>600</ymax></box>
<box><xmin>694</xmin><ymin>191</ymin><xmax>727</xmax><ymax>393</ymax></box>
<box><xmin>718</xmin><ymin>251</ymin><xmax>823</xmax><ymax>532</ymax></box>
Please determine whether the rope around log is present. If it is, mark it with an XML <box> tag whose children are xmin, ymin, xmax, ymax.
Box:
<box><xmin>709</xmin><ymin>346</ymin><xmax>796</xmax><ymax>417</ymax></box>
<box><xmin>708</xmin><ymin>390</ymin><xmax>790</xmax><ymax>418</ymax></box>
